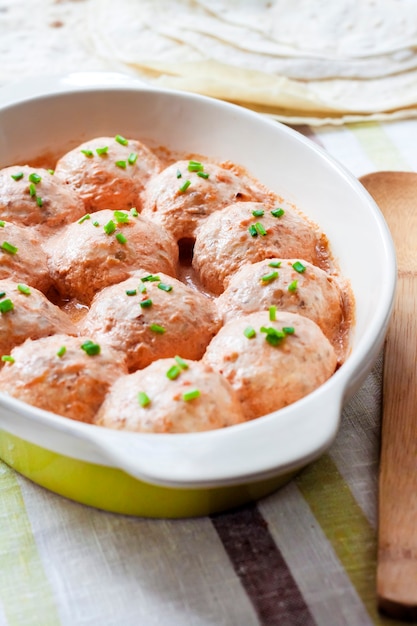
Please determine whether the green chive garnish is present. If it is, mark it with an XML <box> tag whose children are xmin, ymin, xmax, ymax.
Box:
<box><xmin>197</xmin><ymin>171</ymin><xmax>209</xmax><ymax>179</ymax></box>
<box><xmin>103</xmin><ymin>220</ymin><xmax>116</xmax><ymax>235</ymax></box>
<box><xmin>141</xmin><ymin>274</ymin><xmax>160</xmax><ymax>282</ymax></box>
<box><xmin>114</xmin><ymin>210</ymin><xmax>129</xmax><ymax>223</ymax></box>
<box><xmin>81</xmin><ymin>149</ymin><xmax>94</xmax><ymax>157</ymax></box>
<box><xmin>188</xmin><ymin>160</ymin><xmax>204</xmax><ymax>172</ymax></box>
<box><xmin>174</xmin><ymin>355</ymin><xmax>189</xmax><ymax>370</ymax></box>
<box><xmin>292</xmin><ymin>261</ymin><xmax>306</xmax><ymax>273</ymax></box>
<box><xmin>115</xmin><ymin>160</ymin><xmax>127</xmax><ymax>169</ymax></box>
<box><xmin>1</xmin><ymin>355</ymin><xmax>14</xmax><ymax>363</ymax></box>
<box><xmin>261</xmin><ymin>271</ymin><xmax>278</xmax><ymax>283</ymax></box>
<box><xmin>179</xmin><ymin>180</ymin><xmax>191</xmax><ymax>193</ymax></box>
<box><xmin>244</xmin><ymin>326</ymin><xmax>256</xmax><ymax>339</ymax></box>
<box><xmin>183</xmin><ymin>389</ymin><xmax>200</xmax><ymax>402</ymax></box>
<box><xmin>128</xmin><ymin>152</ymin><xmax>138</xmax><ymax>165</ymax></box>
<box><xmin>157</xmin><ymin>283</ymin><xmax>173</xmax><ymax>292</ymax></box>
<box><xmin>115</xmin><ymin>134</ymin><xmax>128</xmax><ymax>146</ymax></box>
<box><xmin>81</xmin><ymin>340</ymin><xmax>101</xmax><ymax>356</ymax></box>
<box><xmin>140</xmin><ymin>298</ymin><xmax>153</xmax><ymax>308</ymax></box>
<box><xmin>166</xmin><ymin>364</ymin><xmax>181</xmax><ymax>380</ymax></box>
<box><xmin>0</xmin><ymin>292</ymin><xmax>5</xmax><ymax>298</ymax></box>
<box><xmin>139</xmin><ymin>284</ymin><xmax>147</xmax><ymax>294</ymax></box>
<box><xmin>93</xmin><ymin>220</ymin><xmax>100</xmax><ymax>227</ymax></box>
<box><xmin>288</xmin><ymin>280</ymin><xmax>298</xmax><ymax>292</ymax></box>
<box><xmin>271</xmin><ymin>208</ymin><xmax>285</xmax><ymax>218</ymax></box>
<box><xmin>28</xmin><ymin>183</ymin><xmax>36</xmax><ymax>197</ymax></box>
<box><xmin>248</xmin><ymin>224</ymin><xmax>258</xmax><ymax>237</ymax></box>
<box><xmin>116</xmin><ymin>233</ymin><xmax>127</xmax><ymax>244</ymax></box>
<box><xmin>138</xmin><ymin>391</ymin><xmax>151</xmax><ymax>407</ymax></box>
<box><xmin>131</xmin><ymin>207</ymin><xmax>139</xmax><ymax>217</ymax></box>
<box><xmin>260</xmin><ymin>326</ymin><xmax>286</xmax><ymax>346</ymax></box>
<box><xmin>96</xmin><ymin>146</ymin><xmax>109</xmax><ymax>156</ymax></box>
<box><xmin>125</xmin><ymin>289</ymin><xmax>137</xmax><ymax>296</ymax></box>
<box><xmin>149</xmin><ymin>323</ymin><xmax>165</xmax><ymax>334</ymax></box>
<box><xmin>28</xmin><ymin>173</ymin><xmax>41</xmax><ymax>184</ymax></box>
<box><xmin>56</xmin><ymin>346</ymin><xmax>66</xmax><ymax>358</ymax></box>
<box><xmin>176</xmin><ymin>169</ymin><xmax>182</xmax><ymax>179</ymax></box>
<box><xmin>36</xmin><ymin>196</ymin><xmax>43</xmax><ymax>207</ymax></box>
<box><xmin>1</xmin><ymin>242</ymin><xmax>18</xmax><ymax>255</ymax></box>
<box><xmin>11</xmin><ymin>172</ymin><xmax>24</xmax><ymax>181</ymax></box>
<box><xmin>268</xmin><ymin>260</ymin><xmax>281</xmax><ymax>268</ymax></box>
<box><xmin>0</xmin><ymin>299</ymin><xmax>14</xmax><ymax>313</ymax></box>
<box><xmin>255</xmin><ymin>222</ymin><xmax>267</xmax><ymax>236</ymax></box>
<box><xmin>78</xmin><ymin>214</ymin><xmax>91</xmax><ymax>224</ymax></box>
<box><xmin>17</xmin><ymin>284</ymin><xmax>31</xmax><ymax>295</ymax></box>
<box><xmin>252</xmin><ymin>209</ymin><xmax>264</xmax><ymax>217</ymax></box>
<box><xmin>47</xmin><ymin>169</ymin><xmax>54</xmax><ymax>175</ymax></box>
<box><xmin>269</xmin><ymin>305</ymin><xmax>277</xmax><ymax>321</ymax></box>
<box><xmin>282</xmin><ymin>326</ymin><xmax>295</xmax><ymax>335</ymax></box>
<box><xmin>0</xmin><ymin>221</ymin><xmax>5</xmax><ymax>228</ymax></box>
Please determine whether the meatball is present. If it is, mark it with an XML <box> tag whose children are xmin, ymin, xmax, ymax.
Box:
<box><xmin>0</xmin><ymin>279</ymin><xmax>76</xmax><ymax>361</ymax></box>
<box><xmin>142</xmin><ymin>159</ymin><xmax>273</xmax><ymax>240</ymax></box>
<box><xmin>0</xmin><ymin>334</ymin><xmax>128</xmax><ymax>423</ymax></box>
<box><xmin>193</xmin><ymin>202</ymin><xmax>323</xmax><ymax>295</ymax></box>
<box><xmin>0</xmin><ymin>220</ymin><xmax>52</xmax><ymax>293</ymax></box>
<box><xmin>203</xmin><ymin>311</ymin><xmax>337</xmax><ymax>420</ymax></box>
<box><xmin>216</xmin><ymin>258</ymin><xmax>345</xmax><ymax>356</ymax></box>
<box><xmin>0</xmin><ymin>166</ymin><xmax>85</xmax><ymax>229</ymax></box>
<box><xmin>80</xmin><ymin>270</ymin><xmax>221</xmax><ymax>372</ymax></box>
<box><xmin>55</xmin><ymin>135</ymin><xmax>161</xmax><ymax>213</ymax></box>
<box><xmin>95</xmin><ymin>358</ymin><xmax>246</xmax><ymax>433</ymax></box>
<box><xmin>45</xmin><ymin>209</ymin><xmax>178</xmax><ymax>304</ymax></box>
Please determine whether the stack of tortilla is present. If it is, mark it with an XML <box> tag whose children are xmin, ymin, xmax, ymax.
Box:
<box><xmin>88</xmin><ymin>0</ymin><xmax>417</xmax><ymax>125</ymax></box>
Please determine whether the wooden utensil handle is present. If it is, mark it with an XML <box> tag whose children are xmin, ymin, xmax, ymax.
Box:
<box><xmin>378</xmin><ymin>275</ymin><xmax>417</xmax><ymax>620</ymax></box>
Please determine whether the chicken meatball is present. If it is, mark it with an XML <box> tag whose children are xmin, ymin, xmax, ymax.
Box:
<box><xmin>0</xmin><ymin>279</ymin><xmax>76</xmax><ymax>361</ymax></box>
<box><xmin>0</xmin><ymin>334</ymin><xmax>128</xmax><ymax>423</ymax></box>
<box><xmin>0</xmin><ymin>220</ymin><xmax>52</xmax><ymax>293</ymax></box>
<box><xmin>193</xmin><ymin>202</ymin><xmax>324</xmax><ymax>295</ymax></box>
<box><xmin>204</xmin><ymin>311</ymin><xmax>337</xmax><ymax>420</ymax></box>
<box><xmin>80</xmin><ymin>270</ymin><xmax>221</xmax><ymax>372</ymax></box>
<box><xmin>95</xmin><ymin>358</ymin><xmax>246</xmax><ymax>433</ymax></box>
<box><xmin>45</xmin><ymin>209</ymin><xmax>178</xmax><ymax>304</ymax></box>
<box><xmin>216</xmin><ymin>258</ymin><xmax>345</xmax><ymax>358</ymax></box>
<box><xmin>142</xmin><ymin>159</ymin><xmax>273</xmax><ymax>240</ymax></box>
<box><xmin>55</xmin><ymin>135</ymin><xmax>161</xmax><ymax>213</ymax></box>
<box><xmin>0</xmin><ymin>166</ymin><xmax>85</xmax><ymax>229</ymax></box>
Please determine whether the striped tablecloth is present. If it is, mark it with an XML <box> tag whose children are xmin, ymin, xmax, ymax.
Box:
<box><xmin>1</xmin><ymin>2</ymin><xmax>416</xmax><ymax>624</ymax></box>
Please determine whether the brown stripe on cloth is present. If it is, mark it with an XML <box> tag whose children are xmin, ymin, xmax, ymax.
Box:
<box><xmin>211</xmin><ymin>503</ymin><xmax>316</xmax><ymax>626</ymax></box>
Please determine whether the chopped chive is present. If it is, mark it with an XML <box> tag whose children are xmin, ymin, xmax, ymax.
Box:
<box><xmin>271</xmin><ymin>208</ymin><xmax>285</xmax><ymax>218</ymax></box>
<box><xmin>282</xmin><ymin>326</ymin><xmax>295</xmax><ymax>335</ymax></box>
<box><xmin>47</xmin><ymin>169</ymin><xmax>54</xmax><ymax>175</ymax></box>
<box><xmin>0</xmin><ymin>221</ymin><xmax>5</xmax><ymax>228</ymax></box>
<box><xmin>176</xmin><ymin>169</ymin><xmax>182</xmax><ymax>179</ymax></box>
<box><xmin>11</xmin><ymin>172</ymin><xmax>24</xmax><ymax>181</ymax></box>
<box><xmin>114</xmin><ymin>210</ymin><xmax>129</xmax><ymax>223</ymax></box>
<box><xmin>139</xmin><ymin>284</ymin><xmax>147</xmax><ymax>294</ymax></box>
<box><xmin>149</xmin><ymin>323</ymin><xmax>165</xmax><ymax>334</ymax></box>
<box><xmin>125</xmin><ymin>289</ymin><xmax>137</xmax><ymax>296</ymax></box>
<box><xmin>255</xmin><ymin>222</ymin><xmax>267</xmax><ymax>236</ymax></box>
<box><xmin>292</xmin><ymin>261</ymin><xmax>306</xmax><ymax>273</ymax></box>
<box><xmin>248</xmin><ymin>224</ymin><xmax>258</xmax><ymax>237</ymax></box>
<box><xmin>261</xmin><ymin>270</ymin><xmax>278</xmax><ymax>283</ymax></box>
<box><xmin>81</xmin><ymin>149</ymin><xmax>94</xmax><ymax>157</ymax></box>
<box><xmin>93</xmin><ymin>220</ymin><xmax>100</xmax><ymax>227</ymax></box>
<box><xmin>138</xmin><ymin>391</ymin><xmax>151</xmax><ymax>407</ymax></box>
<box><xmin>116</xmin><ymin>232</ymin><xmax>127</xmax><ymax>244</ymax></box>
<box><xmin>179</xmin><ymin>180</ymin><xmax>191</xmax><ymax>193</ymax></box>
<box><xmin>36</xmin><ymin>196</ymin><xmax>43</xmax><ymax>207</ymax></box>
<box><xmin>1</xmin><ymin>355</ymin><xmax>14</xmax><ymax>363</ymax></box>
<box><xmin>78</xmin><ymin>213</ymin><xmax>91</xmax><ymax>224</ymax></box>
<box><xmin>130</xmin><ymin>207</ymin><xmax>139</xmax><ymax>217</ymax></box>
<box><xmin>268</xmin><ymin>260</ymin><xmax>281</xmax><ymax>268</ymax></box>
<box><xmin>244</xmin><ymin>326</ymin><xmax>256</xmax><ymax>339</ymax></box>
<box><xmin>140</xmin><ymin>298</ymin><xmax>153</xmax><ymax>308</ymax></box>
<box><xmin>81</xmin><ymin>340</ymin><xmax>101</xmax><ymax>356</ymax></box>
<box><xmin>157</xmin><ymin>283</ymin><xmax>173</xmax><ymax>292</ymax></box>
<box><xmin>1</xmin><ymin>241</ymin><xmax>18</xmax><ymax>255</ymax></box>
<box><xmin>17</xmin><ymin>284</ymin><xmax>31</xmax><ymax>295</ymax></box>
<box><xmin>288</xmin><ymin>280</ymin><xmax>298</xmax><ymax>292</ymax></box>
<box><xmin>56</xmin><ymin>346</ymin><xmax>67</xmax><ymax>358</ymax></box>
<box><xmin>96</xmin><ymin>146</ymin><xmax>109</xmax><ymax>156</ymax></box>
<box><xmin>28</xmin><ymin>172</ymin><xmax>41</xmax><ymax>184</ymax></box>
<box><xmin>0</xmin><ymin>299</ymin><xmax>14</xmax><ymax>313</ymax></box>
<box><xmin>183</xmin><ymin>389</ymin><xmax>200</xmax><ymax>402</ymax></box>
<box><xmin>141</xmin><ymin>274</ymin><xmax>160</xmax><ymax>282</ymax></box>
<box><xmin>260</xmin><ymin>325</ymin><xmax>286</xmax><ymax>346</ymax></box>
<box><xmin>166</xmin><ymin>364</ymin><xmax>181</xmax><ymax>380</ymax></box>
<box><xmin>115</xmin><ymin>160</ymin><xmax>127</xmax><ymax>169</ymax></box>
<box><xmin>103</xmin><ymin>220</ymin><xmax>116</xmax><ymax>235</ymax></box>
<box><xmin>269</xmin><ymin>305</ymin><xmax>277</xmax><ymax>321</ymax></box>
<box><xmin>128</xmin><ymin>152</ymin><xmax>138</xmax><ymax>165</ymax></box>
<box><xmin>28</xmin><ymin>183</ymin><xmax>36</xmax><ymax>197</ymax></box>
<box><xmin>115</xmin><ymin>134</ymin><xmax>128</xmax><ymax>146</ymax></box>
<box><xmin>188</xmin><ymin>160</ymin><xmax>204</xmax><ymax>172</ymax></box>
<box><xmin>0</xmin><ymin>292</ymin><xmax>5</xmax><ymax>298</ymax></box>
<box><xmin>252</xmin><ymin>209</ymin><xmax>264</xmax><ymax>217</ymax></box>
<box><xmin>197</xmin><ymin>171</ymin><xmax>210</xmax><ymax>179</ymax></box>
<box><xmin>174</xmin><ymin>355</ymin><xmax>189</xmax><ymax>370</ymax></box>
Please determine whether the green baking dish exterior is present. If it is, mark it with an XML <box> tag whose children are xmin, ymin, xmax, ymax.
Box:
<box><xmin>0</xmin><ymin>429</ymin><xmax>296</xmax><ymax>517</ymax></box>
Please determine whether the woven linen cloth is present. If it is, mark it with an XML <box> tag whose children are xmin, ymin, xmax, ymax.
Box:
<box><xmin>0</xmin><ymin>1</ymin><xmax>414</xmax><ymax>624</ymax></box>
